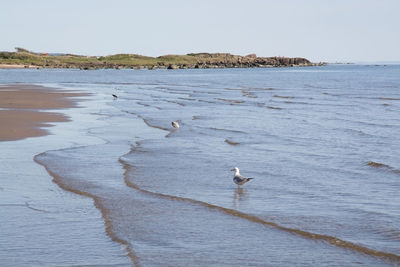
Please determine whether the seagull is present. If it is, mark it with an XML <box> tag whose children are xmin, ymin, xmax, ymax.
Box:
<box><xmin>112</xmin><ymin>94</ymin><xmax>118</xmax><ymax>99</ymax></box>
<box><xmin>231</xmin><ymin>167</ymin><xmax>253</xmax><ymax>186</ymax></box>
<box><xmin>171</xmin><ymin>121</ymin><xmax>180</xmax><ymax>128</ymax></box>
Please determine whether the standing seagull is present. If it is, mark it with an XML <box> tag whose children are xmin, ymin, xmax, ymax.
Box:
<box><xmin>231</xmin><ymin>167</ymin><xmax>253</xmax><ymax>186</ymax></box>
<box><xmin>171</xmin><ymin>121</ymin><xmax>180</xmax><ymax>129</ymax></box>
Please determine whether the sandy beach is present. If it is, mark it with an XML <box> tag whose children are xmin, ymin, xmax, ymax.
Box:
<box><xmin>0</xmin><ymin>83</ymin><xmax>131</xmax><ymax>266</ymax></box>
<box><xmin>0</xmin><ymin>64</ymin><xmax>39</xmax><ymax>69</ymax></box>
<box><xmin>0</xmin><ymin>84</ymin><xmax>87</xmax><ymax>141</ymax></box>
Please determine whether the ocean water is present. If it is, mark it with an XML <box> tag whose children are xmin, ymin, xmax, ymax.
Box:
<box><xmin>1</xmin><ymin>65</ymin><xmax>399</xmax><ymax>266</ymax></box>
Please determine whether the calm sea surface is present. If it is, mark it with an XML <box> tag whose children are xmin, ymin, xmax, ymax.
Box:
<box><xmin>1</xmin><ymin>65</ymin><xmax>399</xmax><ymax>266</ymax></box>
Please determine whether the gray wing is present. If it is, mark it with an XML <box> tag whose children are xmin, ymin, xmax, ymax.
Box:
<box><xmin>233</xmin><ymin>174</ymin><xmax>253</xmax><ymax>185</ymax></box>
<box><xmin>233</xmin><ymin>175</ymin><xmax>246</xmax><ymax>184</ymax></box>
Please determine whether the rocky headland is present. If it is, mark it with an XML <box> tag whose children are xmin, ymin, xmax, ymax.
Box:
<box><xmin>0</xmin><ymin>48</ymin><xmax>325</xmax><ymax>70</ymax></box>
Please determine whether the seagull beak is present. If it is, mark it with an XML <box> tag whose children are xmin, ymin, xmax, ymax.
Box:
<box><xmin>230</xmin><ymin>168</ymin><xmax>235</xmax><ymax>171</ymax></box>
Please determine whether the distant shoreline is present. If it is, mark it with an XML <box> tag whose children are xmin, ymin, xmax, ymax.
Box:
<box><xmin>0</xmin><ymin>48</ymin><xmax>326</xmax><ymax>70</ymax></box>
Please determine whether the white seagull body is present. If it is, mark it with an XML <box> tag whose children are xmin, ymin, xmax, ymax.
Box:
<box><xmin>231</xmin><ymin>167</ymin><xmax>253</xmax><ymax>186</ymax></box>
<box><xmin>171</xmin><ymin>121</ymin><xmax>180</xmax><ymax>128</ymax></box>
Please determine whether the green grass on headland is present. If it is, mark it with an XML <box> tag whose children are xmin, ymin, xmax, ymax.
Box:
<box><xmin>0</xmin><ymin>48</ymin><xmax>324</xmax><ymax>69</ymax></box>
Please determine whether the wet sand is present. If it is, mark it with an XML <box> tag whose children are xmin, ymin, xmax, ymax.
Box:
<box><xmin>0</xmin><ymin>84</ymin><xmax>131</xmax><ymax>266</ymax></box>
<box><xmin>0</xmin><ymin>84</ymin><xmax>87</xmax><ymax>141</ymax></box>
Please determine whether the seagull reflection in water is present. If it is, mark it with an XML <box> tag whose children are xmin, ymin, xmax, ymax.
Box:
<box><xmin>234</xmin><ymin>187</ymin><xmax>248</xmax><ymax>208</ymax></box>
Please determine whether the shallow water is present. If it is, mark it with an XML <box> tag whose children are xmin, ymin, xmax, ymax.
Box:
<box><xmin>1</xmin><ymin>65</ymin><xmax>400</xmax><ymax>266</ymax></box>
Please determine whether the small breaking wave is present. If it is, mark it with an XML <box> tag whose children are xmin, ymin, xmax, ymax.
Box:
<box><xmin>273</xmin><ymin>95</ymin><xmax>294</xmax><ymax>99</ymax></box>
<box><xmin>141</xmin><ymin>118</ymin><xmax>170</xmax><ymax>132</ymax></box>
<box><xmin>216</xmin><ymin>98</ymin><xmax>245</xmax><ymax>104</ymax></box>
<box><xmin>209</xmin><ymin>127</ymin><xmax>247</xmax><ymax>134</ymax></box>
<box><xmin>24</xmin><ymin>201</ymin><xmax>50</xmax><ymax>213</ymax></box>
<box><xmin>367</xmin><ymin>161</ymin><xmax>400</xmax><ymax>174</ymax></box>
<box><xmin>367</xmin><ymin>161</ymin><xmax>391</xmax><ymax>168</ymax></box>
<box><xmin>34</xmin><ymin>152</ymin><xmax>141</xmax><ymax>266</ymax></box>
<box><xmin>241</xmin><ymin>90</ymin><xmax>258</xmax><ymax>98</ymax></box>
<box><xmin>283</xmin><ymin>101</ymin><xmax>310</xmax><ymax>105</ymax></box>
<box><xmin>379</xmin><ymin>97</ymin><xmax>400</xmax><ymax>101</ymax></box>
<box><xmin>198</xmin><ymin>99</ymin><xmax>216</xmax><ymax>104</ymax></box>
<box><xmin>178</xmin><ymin>97</ymin><xmax>196</xmax><ymax>101</ymax></box>
<box><xmin>120</xmin><ymin>156</ymin><xmax>400</xmax><ymax>264</ymax></box>
<box><xmin>240</xmin><ymin>86</ymin><xmax>274</xmax><ymax>91</ymax></box>
<box><xmin>136</xmin><ymin>101</ymin><xmax>162</xmax><ymax>110</ymax></box>
<box><xmin>224</xmin><ymin>139</ymin><xmax>240</xmax><ymax>146</ymax></box>
<box><xmin>266</xmin><ymin>106</ymin><xmax>282</xmax><ymax>110</ymax></box>
<box><xmin>123</xmin><ymin>110</ymin><xmax>171</xmax><ymax>133</ymax></box>
<box><xmin>164</xmin><ymin>100</ymin><xmax>185</xmax><ymax>106</ymax></box>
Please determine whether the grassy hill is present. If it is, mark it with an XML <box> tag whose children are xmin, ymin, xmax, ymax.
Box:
<box><xmin>0</xmin><ymin>48</ymin><xmax>323</xmax><ymax>69</ymax></box>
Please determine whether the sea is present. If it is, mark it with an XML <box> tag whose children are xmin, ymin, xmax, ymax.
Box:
<box><xmin>0</xmin><ymin>64</ymin><xmax>399</xmax><ymax>266</ymax></box>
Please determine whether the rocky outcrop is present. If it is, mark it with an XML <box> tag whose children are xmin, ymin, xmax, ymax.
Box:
<box><xmin>0</xmin><ymin>49</ymin><xmax>325</xmax><ymax>70</ymax></box>
<box><xmin>167</xmin><ymin>64</ymin><xmax>179</xmax><ymax>69</ymax></box>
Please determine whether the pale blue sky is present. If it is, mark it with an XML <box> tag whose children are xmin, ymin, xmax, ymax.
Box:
<box><xmin>1</xmin><ymin>0</ymin><xmax>399</xmax><ymax>62</ymax></box>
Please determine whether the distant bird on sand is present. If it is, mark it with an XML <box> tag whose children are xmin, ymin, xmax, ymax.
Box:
<box><xmin>112</xmin><ymin>94</ymin><xmax>118</xmax><ymax>99</ymax></box>
<box><xmin>231</xmin><ymin>167</ymin><xmax>253</xmax><ymax>186</ymax></box>
<box><xmin>171</xmin><ymin>121</ymin><xmax>180</xmax><ymax>129</ymax></box>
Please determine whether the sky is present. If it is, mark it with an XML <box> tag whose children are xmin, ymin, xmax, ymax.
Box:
<box><xmin>1</xmin><ymin>0</ymin><xmax>399</xmax><ymax>62</ymax></box>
